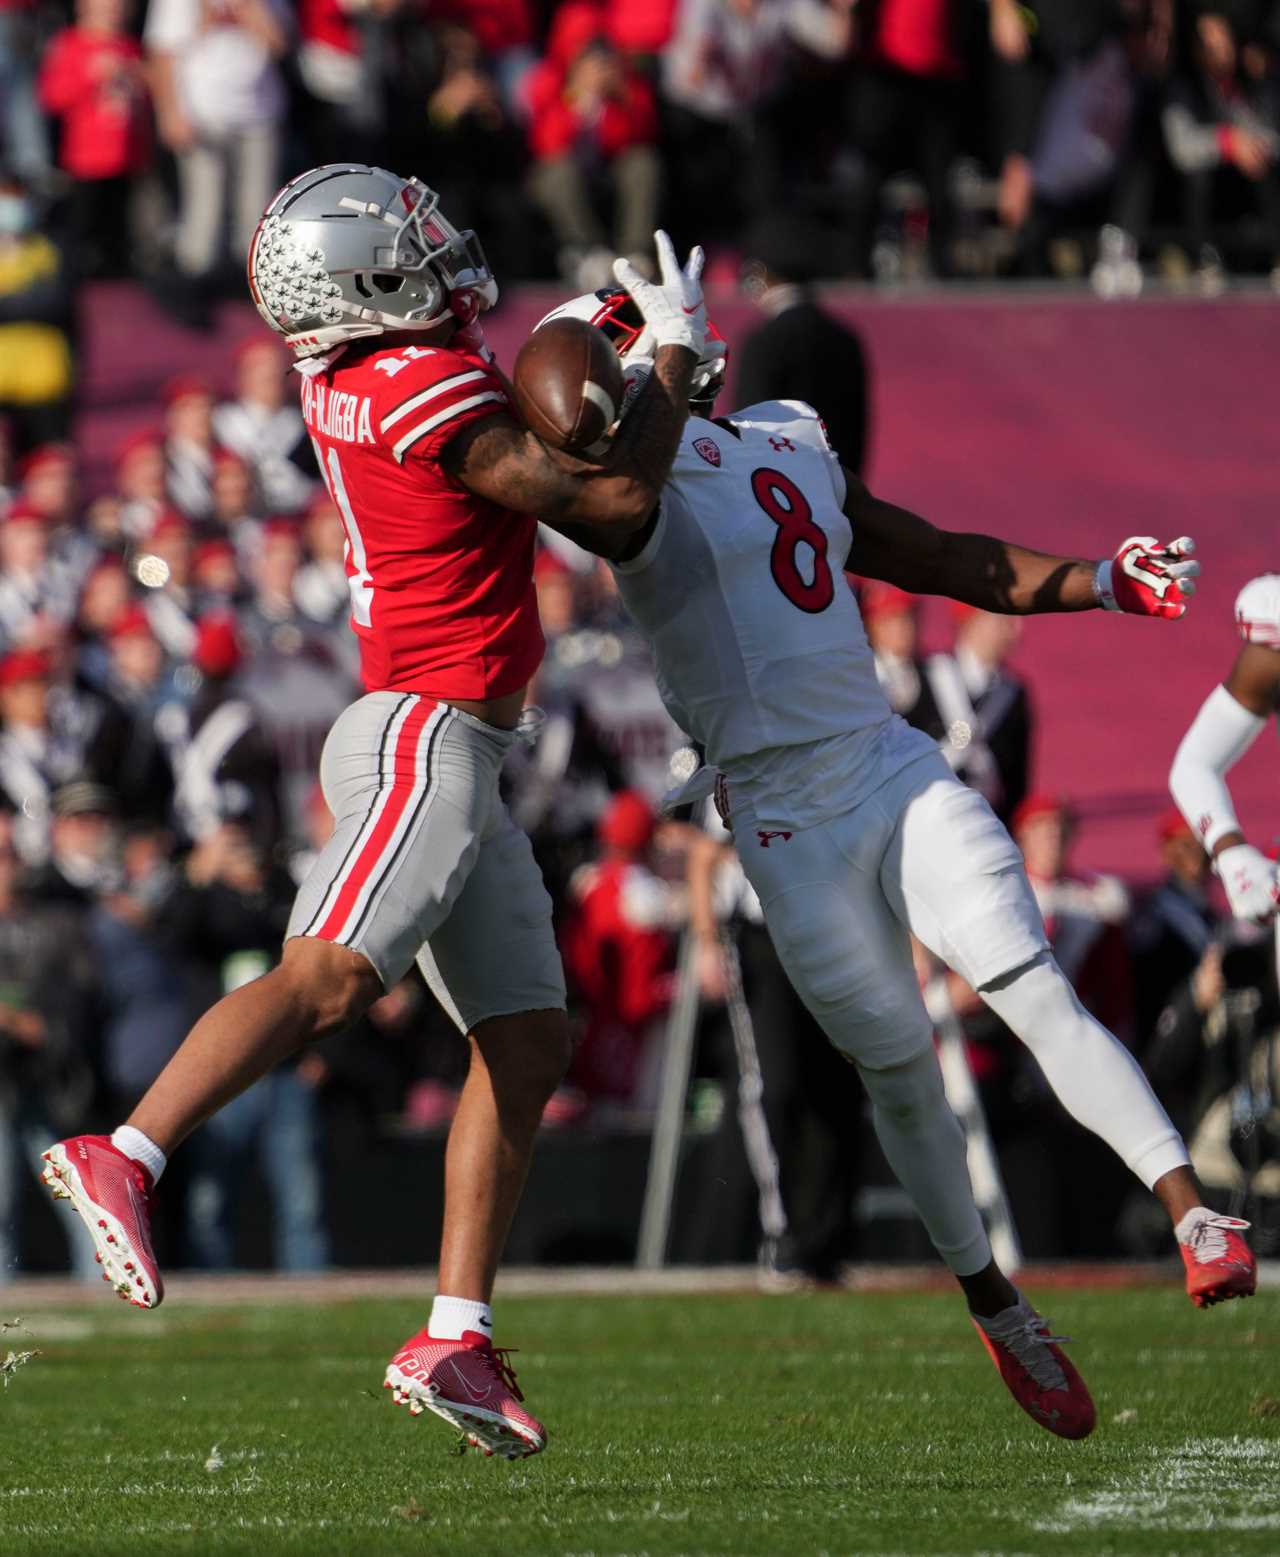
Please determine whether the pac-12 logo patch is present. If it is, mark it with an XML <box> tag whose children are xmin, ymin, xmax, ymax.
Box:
<box><xmin>693</xmin><ymin>436</ymin><xmax>721</xmax><ymax>467</ymax></box>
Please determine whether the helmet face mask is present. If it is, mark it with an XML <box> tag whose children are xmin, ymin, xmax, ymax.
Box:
<box><xmin>248</xmin><ymin>164</ymin><xmax>499</xmax><ymax>358</ymax></box>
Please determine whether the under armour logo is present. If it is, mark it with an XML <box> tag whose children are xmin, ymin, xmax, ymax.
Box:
<box><xmin>768</xmin><ymin>436</ymin><xmax>795</xmax><ymax>453</ymax></box>
<box><xmin>757</xmin><ymin>830</ymin><xmax>792</xmax><ymax>848</ymax></box>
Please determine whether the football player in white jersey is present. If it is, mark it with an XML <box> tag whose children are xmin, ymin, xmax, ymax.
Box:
<box><xmin>534</xmin><ymin>287</ymin><xmax>1257</xmax><ymax>1442</ymax></box>
<box><xmin>1170</xmin><ymin>574</ymin><xmax>1280</xmax><ymax>924</ymax></box>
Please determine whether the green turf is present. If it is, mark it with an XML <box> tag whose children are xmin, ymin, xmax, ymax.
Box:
<box><xmin>0</xmin><ymin>1283</ymin><xmax>1276</xmax><ymax>1556</ymax></box>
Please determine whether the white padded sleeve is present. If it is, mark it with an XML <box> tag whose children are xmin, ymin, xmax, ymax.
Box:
<box><xmin>1168</xmin><ymin>683</ymin><xmax>1267</xmax><ymax>852</ymax></box>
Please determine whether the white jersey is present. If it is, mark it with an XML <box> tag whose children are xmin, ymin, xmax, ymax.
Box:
<box><xmin>611</xmin><ymin>401</ymin><xmax>934</xmax><ymax>830</ymax></box>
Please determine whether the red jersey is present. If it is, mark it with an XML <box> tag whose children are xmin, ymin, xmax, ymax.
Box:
<box><xmin>299</xmin><ymin>337</ymin><xmax>543</xmax><ymax>700</ymax></box>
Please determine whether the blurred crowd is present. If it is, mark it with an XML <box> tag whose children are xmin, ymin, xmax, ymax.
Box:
<box><xmin>0</xmin><ymin>0</ymin><xmax>1274</xmax><ymax>356</ymax></box>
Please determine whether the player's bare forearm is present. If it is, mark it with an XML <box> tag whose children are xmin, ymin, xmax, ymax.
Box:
<box><xmin>844</xmin><ymin>473</ymin><xmax>1097</xmax><ymax>614</ymax></box>
<box><xmin>1225</xmin><ymin>642</ymin><xmax>1280</xmax><ymax>718</ymax></box>
<box><xmin>445</xmin><ymin>345</ymin><xmax>696</xmax><ymax>545</ymax></box>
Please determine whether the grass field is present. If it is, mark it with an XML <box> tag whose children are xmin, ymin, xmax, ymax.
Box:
<box><xmin>0</xmin><ymin>1279</ymin><xmax>1276</xmax><ymax>1557</ymax></box>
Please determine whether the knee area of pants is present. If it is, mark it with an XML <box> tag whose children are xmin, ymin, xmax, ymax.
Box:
<box><xmin>860</xmin><ymin>1054</ymin><xmax>945</xmax><ymax>1130</ymax></box>
<box><xmin>980</xmin><ymin>954</ymin><xmax>1079</xmax><ymax>1033</ymax></box>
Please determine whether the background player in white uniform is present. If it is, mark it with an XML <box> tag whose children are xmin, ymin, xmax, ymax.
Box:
<box><xmin>534</xmin><ymin>291</ymin><xmax>1257</xmax><ymax>1439</ymax></box>
<box><xmin>1170</xmin><ymin>574</ymin><xmax>1280</xmax><ymax>925</ymax></box>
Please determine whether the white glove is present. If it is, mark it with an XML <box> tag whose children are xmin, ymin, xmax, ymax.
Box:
<box><xmin>613</xmin><ymin>231</ymin><xmax>707</xmax><ymax>356</ymax></box>
<box><xmin>1215</xmin><ymin>842</ymin><xmax>1280</xmax><ymax>924</ymax></box>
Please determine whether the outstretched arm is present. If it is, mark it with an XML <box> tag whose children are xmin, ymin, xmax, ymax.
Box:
<box><xmin>843</xmin><ymin>470</ymin><xmax>1197</xmax><ymax>618</ymax></box>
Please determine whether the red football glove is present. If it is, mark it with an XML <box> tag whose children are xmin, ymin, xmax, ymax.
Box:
<box><xmin>1095</xmin><ymin>536</ymin><xmax>1199</xmax><ymax>619</ymax></box>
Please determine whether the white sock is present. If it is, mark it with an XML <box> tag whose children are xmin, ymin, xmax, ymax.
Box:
<box><xmin>980</xmin><ymin>955</ymin><xmax>1189</xmax><ymax>1189</ymax></box>
<box><xmin>429</xmin><ymin>1295</ymin><xmax>494</xmax><ymax>1341</ymax></box>
<box><xmin>111</xmin><ymin>1126</ymin><xmax>167</xmax><ymax>1185</ymax></box>
<box><xmin>857</xmin><ymin>1049</ymin><xmax>992</xmax><ymax>1278</ymax></box>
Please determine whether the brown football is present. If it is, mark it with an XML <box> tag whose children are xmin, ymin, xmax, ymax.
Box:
<box><xmin>512</xmin><ymin>317</ymin><xmax>625</xmax><ymax>454</ymax></box>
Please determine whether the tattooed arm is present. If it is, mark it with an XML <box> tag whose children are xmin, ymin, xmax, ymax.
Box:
<box><xmin>441</xmin><ymin>344</ymin><xmax>696</xmax><ymax>558</ymax></box>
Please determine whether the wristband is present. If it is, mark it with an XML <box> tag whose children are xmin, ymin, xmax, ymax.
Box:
<box><xmin>1093</xmin><ymin>559</ymin><xmax>1117</xmax><ymax>610</ymax></box>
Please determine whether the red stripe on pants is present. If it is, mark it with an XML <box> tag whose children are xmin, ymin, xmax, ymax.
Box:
<box><xmin>315</xmin><ymin>698</ymin><xmax>436</xmax><ymax>941</ymax></box>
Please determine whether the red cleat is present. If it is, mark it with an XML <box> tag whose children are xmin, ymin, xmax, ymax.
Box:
<box><xmin>40</xmin><ymin>1136</ymin><xmax>163</xmax><ymax>1309</ymax></box>
<box><xmin>1178</xmin><ymin>1210</ymin><xmax>1256</xmax><ymax>1308</ymax></box>
<box><xmin>384</xmin><ymin>1328</ymin><xmax>546</xmax><ymax>1459</ymax></box>
<box><xmin>973</xmin><ymin>1296</ymin><xmax>1096</xmax><ymax>1441</ymax></box>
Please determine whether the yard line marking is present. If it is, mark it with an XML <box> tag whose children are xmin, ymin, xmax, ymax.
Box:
<box><xmin>1033</xmin><ymin>1436</ymin><xmax>1280</xmax><ymax>1535</ymax></box>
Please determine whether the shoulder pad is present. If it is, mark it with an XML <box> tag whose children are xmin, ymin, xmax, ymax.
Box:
<box><xmin>1234</xmin><ymin>574</ymin><xmax>1280</xmax><ymax>647</ymax></box>
<box><xmin>725</xmin><ymin>399</ymin><xmax>834</xmax><ymax>454</ymax></box>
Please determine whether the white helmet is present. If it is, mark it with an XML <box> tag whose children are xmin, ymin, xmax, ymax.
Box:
<box><xmin>1235</xmin><ymin>574</ymin><xmax>1280</xmax><ymax>648</ymax></box>
<box><xmin>536</xmin><ymin>286</ymin><xmax>728</xmax><ymax>416</ymax></box>
<box><xmin>248</xmin><ymin>164</ymin><xmax>498</xmax><ymax>358</ymax></box>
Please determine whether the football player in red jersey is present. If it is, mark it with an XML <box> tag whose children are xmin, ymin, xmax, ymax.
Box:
<box><xmin>41</xmin><ymin>165</ymin><xmax>717</xmax><ymax>1459</ymax></box>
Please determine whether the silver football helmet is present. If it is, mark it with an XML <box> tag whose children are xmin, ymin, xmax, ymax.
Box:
<box><xmin>248</xmin><ymin>164</ymin><xmax>498</xmax><ymax>358</ymax></box>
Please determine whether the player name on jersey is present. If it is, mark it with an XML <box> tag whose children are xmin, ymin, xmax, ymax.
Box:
<box><xmin>300</xmin><ymin>377</ymin><xmax>375</xmax><ymax>445</ymax></box>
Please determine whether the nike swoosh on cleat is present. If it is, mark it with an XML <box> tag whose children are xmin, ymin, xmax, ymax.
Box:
<box><xmin>448</xmin><ymin>1361</ymin><xmax>492</xmax><ymax>1404</ymax></box>
<box><xmin>123</xmin><ymin>1180</ymin><xmax>147</xmax><ymax>1227</ymax></box>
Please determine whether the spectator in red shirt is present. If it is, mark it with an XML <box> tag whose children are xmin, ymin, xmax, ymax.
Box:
<box><xmin>38</xmin><ymin>0</ymin><xmax>152</xmax><ymax>278</ymax></box>
<box><xmin>562</xmin><ymin>789</ymin><xmax>679</xmax><ymax>1106</ymax></box>
<box><xmin>526</xmin><ymin>2</ymin><xmax>661</xmax><ymax>288</ymax></box>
